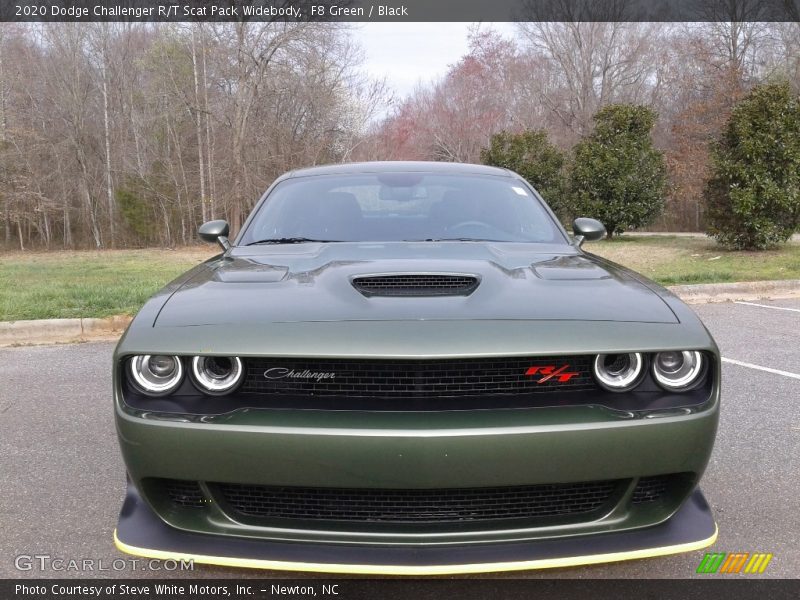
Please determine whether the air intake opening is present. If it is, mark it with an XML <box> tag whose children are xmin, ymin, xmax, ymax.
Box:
<box><xmin>352</xmin><ymin>274</ymin><xmax>480</xmax><ymax>297</ymax></box>
<box><xmin>631</xmin><ymin>473</ymin><xmax>694</xmax><ymax>504</ymax></box>
<box><xmin>216</xmin><ymin>480</ymin><xmax>622</xmax><ymax>523</ymax></box>
<box><xmin>157</xmin><ymin>478</ymin><xmax>207</xmax><ymax>508</ymax></box>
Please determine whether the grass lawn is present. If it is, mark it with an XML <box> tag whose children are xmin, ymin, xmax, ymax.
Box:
<box><xmin>1</xmin><ymin>236</ymin><xmax>798</xmax><ymax>321</ymax></box>
<box><xmin>0</xmin><ymin>248</ymin><xmax>215</xmax><ymax>321</ymax></box>
<box><xmin>588</xmin><ymin>235</ymin><xmax>800</xmax><ymax>286</ymax></box>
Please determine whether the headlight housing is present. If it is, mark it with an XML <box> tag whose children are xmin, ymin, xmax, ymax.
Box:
<box><xmin>190</xmin><ymin>356</ymin><xmax>244</xmax><ymax>395</ymax></box>
<box><xmin>593</xmin><ymin>353</ymin><xmax>645</xmax><ymax>392</ymax></box>
<box><xmin>652</xmin><ymin>351</ymin><xmax>704</xmax><ymax>390</ymax></box>
<box><xmin>128</xmin><ymin>355</ymin><xmax>183</xmax><ymax>396</ymax></box>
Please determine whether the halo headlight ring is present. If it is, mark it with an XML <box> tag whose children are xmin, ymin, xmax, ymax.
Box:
<box><xmin>593</xmin><ymin>352</ymin><xmax>645</xmax><ymax>392</ymax></box>
<box><xmin>652</xmin><ymin>350</ymin><xmax>705</xmax><ymax>391</ymax></box>
<box><xmin>190</xmin><ymin>356</ymin><xmax>244</xmax><ymax>395</ymax></box>
<box><xmin>127</xmin><ymin>355</ymin><xmax>184</xmax><ymax>397</ymax></box>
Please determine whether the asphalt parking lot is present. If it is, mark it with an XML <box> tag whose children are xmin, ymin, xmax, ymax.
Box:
<box><xmin>1</xmin><ymin>298</ymin><xmax>798</xmax><ymax>579</ymax></box>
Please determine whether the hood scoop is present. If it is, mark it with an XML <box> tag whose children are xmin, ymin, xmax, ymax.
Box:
<box><xmin>352</xmin><ymin>273</ymin><xmax>480</xmax><ymax>297</ymax></box>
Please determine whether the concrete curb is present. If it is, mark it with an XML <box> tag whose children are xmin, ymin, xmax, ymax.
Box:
<box><xmin>0</xmin><ymin>315</ymin><xmax>132</xmax><ymax>347</ymax></box>
<box><xmin>0</xmin><ymin>279</ymin><xmax>798</xmax><ymax>347</ymax></box>
<box><xmin>669</xmin><ymin>279</ymin><xmax>800</xmax><ymax>304</ymax></box>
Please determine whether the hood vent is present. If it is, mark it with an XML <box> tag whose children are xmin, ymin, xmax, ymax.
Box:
<box><xmin>352</xmin><ymin>274</ymin><xmax>480</xmax><ymax>297</ymax></box>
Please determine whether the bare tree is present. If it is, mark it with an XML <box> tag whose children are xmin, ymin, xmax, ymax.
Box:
<box><xmin>0</xmin><ymin>26</ymin><xmax>10</xmax><ymax>245</ymax></box>
<box><xmin>190</xmin><ymin>25</ymin><xmax>208</xmax><ymax>223</ymax></box>
<box><xmin>2</xmin><ymin>19</ymin><xmax>794</xmax><ymax>247</ymax></box>
<box><xmin>211</xmin><ymin>22</ymin><xmax>309</xmax><ymax>233</ymax></box>
<box><xmin>517</xmin><ymin>21</ymin><xmax>660</xmax><ymax>136</ymax></box>
<box><xmin>88</xmin><ymin>23</ymin><xmax>116</xmax><ymax>246</ymax></box>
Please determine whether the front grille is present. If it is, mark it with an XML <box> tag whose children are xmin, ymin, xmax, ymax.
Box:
<box><xmin>632</xmin><ymin>475</ymin><xmax>671</xmax><ymax>503</ymax></box>
<box><xmin>216</xmin><ymin>480</ymin><xmax>620</xmax><ymax>524</ymax></box>
<box><xmin>162</xmin><ymin>479</ymin><xmax>207</xmax><ymax>508</ymax></box>
<box><xmin>352</xmin><ymin>274</ymin><xmax>479</xmax><ymax>296</ymax></box>
<box><xmin>241</xmin><ymin>355</ymin><xmax>597</xmax><ymax>400</ymax></box>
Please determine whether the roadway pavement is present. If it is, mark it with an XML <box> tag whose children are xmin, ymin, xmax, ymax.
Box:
<box><xmin>1</xmin><ymin>299</ymin><xmax>797</xmax><ymax>579</ymax></box>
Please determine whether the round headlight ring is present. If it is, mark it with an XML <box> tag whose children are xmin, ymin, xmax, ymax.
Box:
<box><xmin>128</xmin><ymin>355</ymin><xmax>183</xmax><ymax>396</ymax></box>
<box><xmin>593</xmin><ymin>352</ymin><xmax>644</xmax><ymax>392</ymax></box>
<box><xmin>191</xmin><ymin>356</ymin><xmax>244</xmax><ymax>395</ymax></box>
<box><xmin>652</xmin><ymin>350</ymin><xmax>704</xmax><ymax>390</ymax></box>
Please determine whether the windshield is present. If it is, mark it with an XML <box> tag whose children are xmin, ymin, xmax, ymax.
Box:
<box><xmin>238</xmin><ymin>172</ymin><xmax>567</xmax><ymax>245</ymax></box>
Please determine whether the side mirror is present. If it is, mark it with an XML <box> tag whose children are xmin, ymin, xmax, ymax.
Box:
<box><xmin>572</xmin><ymin>218</ymin><xmax>606</xmax><ymax>247</ymax></box>
<box><xmin>198</xmin><ymin>220</ymin><xmax>231</xmax><ymax>251</ymax></box>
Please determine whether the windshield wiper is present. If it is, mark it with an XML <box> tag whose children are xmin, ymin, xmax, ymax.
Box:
<box><xmin>246</xmin><ymin>237</ymin><xmax>341</xmax><ymax>246</ymax></box>
<box><xmin>407</xmin><ymin>238</ymin><xmax>505</xmax><ymax>242</ymax></box>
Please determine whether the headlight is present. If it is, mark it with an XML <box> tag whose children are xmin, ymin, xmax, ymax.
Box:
<box><xmin>652</xmin><ymin>351</ymin><xmax>704</xmax><ymax>390</ymax></box>
<box><xmin>191</xmin><ymin>356</ymin><xmax>244</xmax><ymax>395</ymax></box>
<box><xmin>593</xmin><ymin>353</ymin><xmax>644</xmax><ymax>392</ymax></box>
<box><xmin>128</xmin><ymin>355</ymin><xmax>183</xmax><ymax>396</ymax></box>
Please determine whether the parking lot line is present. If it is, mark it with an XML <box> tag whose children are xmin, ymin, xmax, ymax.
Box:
<box><xmin>734</xmin><ymin>301</ymin><xmax>800</xmax><ymax>313</ymax></box>
<box><xmin>721</xmin><ymin>357</ymin><xmax>800</xmax><ymax>380</ymax></box>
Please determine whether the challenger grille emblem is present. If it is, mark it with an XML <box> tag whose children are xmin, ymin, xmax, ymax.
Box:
<box><xmin>264</xmin><ymin>368</ymin><xmax>336</xmax><ymax>382</ymax></box>
<box><xmin>525</xmin><ymin>365</ymin><xmax>580</xmax><ymax>383</ymax></box>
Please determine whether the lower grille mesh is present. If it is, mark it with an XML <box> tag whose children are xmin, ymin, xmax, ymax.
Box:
<box><xmin>162</xmin><ymin>479</ymin><xmax>206</xmax><ymax>508</ymax></box>
<box><xmin>632</xmin><ymin>475</ymin><xmax>671</xmax><ymax>503</ymax></box>
<box><xmin>216</xmin><ymin>480</ymin><xmax>620</xmax><ymax>523</ymax></box>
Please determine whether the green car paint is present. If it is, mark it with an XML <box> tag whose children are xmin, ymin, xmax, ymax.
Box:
<box><xmin>113</xmin><ymin>162</ymin><xmax>719</xmax><ymax>571</ymax></box>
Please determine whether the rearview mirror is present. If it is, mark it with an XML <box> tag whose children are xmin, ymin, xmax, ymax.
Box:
<box><xmin>572</xmin><ymin>218</ymin><xmax>606</xmax><ymax>247</ymax></box>
<box><xmin>198</xmin><ymin>220</ymin><xmax>231</xmax><ymax>251</ymax></box>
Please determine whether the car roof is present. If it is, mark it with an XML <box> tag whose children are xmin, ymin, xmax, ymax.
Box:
<box><xmin>282</xmin><ymin>161</ymin><xmax>514</xmax><ymax>180</ymax></box>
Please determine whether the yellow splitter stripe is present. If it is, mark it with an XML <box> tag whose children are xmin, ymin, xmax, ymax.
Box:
<box><xmin>114</xmin><ymin>524</ymin><xmax>718</xmax><ymax>576</ymax></box>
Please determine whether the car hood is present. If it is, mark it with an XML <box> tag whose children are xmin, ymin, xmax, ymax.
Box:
<box><xmin>153</xmin><ymin>242</ymin><xmax>678</xmax><ymax>327</ymax></box>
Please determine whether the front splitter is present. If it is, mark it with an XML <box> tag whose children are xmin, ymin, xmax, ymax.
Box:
<box><xmin>114</xmin><ymin>483</ymin><xmax>717</xmax><ymax>575</ymax></box>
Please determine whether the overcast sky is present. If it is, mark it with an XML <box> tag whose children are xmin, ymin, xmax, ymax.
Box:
<box><xmin>354</xmin><ymin>23</ymin><xmax>520</xmax><ymax>102</ymax></box>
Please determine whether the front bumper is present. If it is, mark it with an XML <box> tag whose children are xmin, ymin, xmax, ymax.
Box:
<box><xmin>115</xmin><ymin>482</ymin><xmax>717</xmax><ymax>575</ymax></box>
<box><xmin>113</xmin><ymin>284</ymin><xmax>723</xmax><ymax>572</ymax></box>
<box><xmin>116</xmin><ymin>393</ymin><xmax>718</xmax><ymax>548</ymax></box>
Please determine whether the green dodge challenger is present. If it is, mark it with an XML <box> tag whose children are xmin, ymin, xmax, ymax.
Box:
<box><xmin>113</xmin><ymin>161</ymin><xmax>719</xmax><ymax>574</ymax></box>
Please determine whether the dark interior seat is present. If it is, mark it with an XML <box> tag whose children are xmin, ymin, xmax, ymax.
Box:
<box><xmin>279</xmin><ymin>192</ymin><xmax>363</xmax><ymax>240</ymax></box>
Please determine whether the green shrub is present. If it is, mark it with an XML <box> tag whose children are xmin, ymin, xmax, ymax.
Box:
<box><xmin>116</xmin><ymin>183</ymin><xmax>153</xmax><ymax>242</ymax></box>
<box><xmin>480</xmin><ymin>129</ymin><xmax>565</xmax><ymax>215</ymax></box>
<box><xmin>705</xmin><ymin>81</ymin><xmax>800</xmax><ymax>250</ymax></box>
<box><xmin>567</xmin><ymin>104</ymin><xmax>667</xmax><ymax>236</ymax></box>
